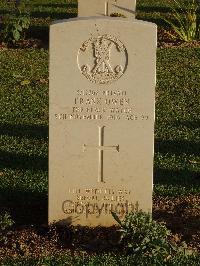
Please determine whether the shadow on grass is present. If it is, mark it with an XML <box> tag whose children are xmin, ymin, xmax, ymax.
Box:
<box><xmin>0</xmin><ymin>122</ymin><xmax>48</xmax><ymax>225</ymax></box>
<box><xmin>28</xmin><ymin>25</ymin><xmax>49</xmax><ymax>43</ymax></box>
<box><xmin>37</xmin><ymin>3</ymin><xmax>77</xmax><ymax>9</ymax></box>
<box><xmin>30</xmin><ymin>11</ymin><xmax>76</xmax><ymax>20</ymax></box>
<box><xmin>28</xmin><ymin>10</ymin><xmax>76</xmax><ymax>42</ymax></box>
<box><xmin>137</xmin><ymin>6</ymin><xmax>172</xmax><ymax>13</ymax></box>
<box><xmin>0</xmin><ymin>150</ymin><xmax>48</xmax><ymax>171</ymax></box>
<box><xmin>136</xmin><ymin>15</ymin><xmax>167</xmax><ymax>27</ymax></box>
<box><xmin>0</xmin><ymin>123</ymin><xmax>48</xmax><ymax>139</ymax></box>
<box><xmin>0</xmin><ymin>188</ymin><xmax>47</xmax><ymax>225</ymax></box>
<box><xmin>0</xmin><ymin>124</ymin><xmax>48</xmax><ymax>173</ymax></box>
<box><xmin>155</xmin><ymin>139</ymin><xmax>200</xmax><ymax>156</ymax></box>
<box><xmin>173</xmin><ymin>120</ymin><xmax>200</xmax><ymax>130</ymax></box>
<box><xmin>154</xmin><ymin>168</ymin><xmax>199</xmax><ymax>185</ymax></box>
<box><xmin>154</xmin><ymin>138</ymin><xmax>200</xmax><ymax>185</ymax></box>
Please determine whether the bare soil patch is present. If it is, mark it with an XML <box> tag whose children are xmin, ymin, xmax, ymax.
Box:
<box><xmin>158</xmin><ymin>28</ymin><xmax>200</xmax><ymax>48</ymax></box>
<box><xmin>0</xmin><ymin>195</ymin><xmax>199</xmax><ymax>259</ymax></box>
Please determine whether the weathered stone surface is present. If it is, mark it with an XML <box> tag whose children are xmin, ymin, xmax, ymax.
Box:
<box><xmin>78</xmin><ymin>0</ymin><xmax>136</xmax><ymax>18</ymax></box>
<box><xmin>49</xmin><ymin>17</ymin><xmax>157</xmax><ymax>226</ymax></box>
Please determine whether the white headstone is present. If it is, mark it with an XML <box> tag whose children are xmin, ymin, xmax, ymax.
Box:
<box><xmin>78</xmin><ymin>0</ymin><xmax>136</xmax><ymax>18</ymax></box>
<box><xmin>49</xmin><ymin>17</ymin><xmax>157</xmax><ymax>226</ymax></box>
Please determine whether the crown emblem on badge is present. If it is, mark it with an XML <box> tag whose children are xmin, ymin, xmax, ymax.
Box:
<box><xmin>77</xmin><ymin>34</ymin><xmax>128</xmax><ymax>84</ymax></box>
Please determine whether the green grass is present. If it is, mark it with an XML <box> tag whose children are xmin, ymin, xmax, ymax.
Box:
<box><xmin>155</xmin><ymin>48</ymin><xmax>200</xmax><ymax>196</ymax></box>
<box><xmin>0</xmin><ymin>47</ymin><xmax>199</xmax><ymax>226</ymax></box>
<box><xmin>1</xmin><ymin>253</ymin><xmax>200</xmax><ymax>266</ymax></box>
<box><xmin>0</xmin><ymin>0</ymin><xmax>77</xmax><ymax>18</ymax></box>
<box><xmin>0</xmin><ymin>49</ymin><xmax>48</xmax><ymax>225</ymax></box>
<box><xmin>0</xmin><ymin>1</ymin><xmax>199</xmax><ymax>264</ymax></box>
<box><xmin>1</xmin><ymin>0</ymin><xmax>199</xmax><ymax>41</ymax></box>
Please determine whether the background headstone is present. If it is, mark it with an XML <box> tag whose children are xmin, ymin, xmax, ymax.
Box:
<box><xmin>78</xmin><ymin>0</ymin><xmax>136</xmax><ymax>18</ymax></box>
<box><xmin>49</xmin><ymin>17</ymin><xmax>156</xmax><ymax>226</ymax></box>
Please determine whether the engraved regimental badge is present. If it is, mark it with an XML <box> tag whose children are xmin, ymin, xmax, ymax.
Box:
<box><xmin>77</xmin><ymin>34</ymin><xmax>128</xmax><ymax>84</ymax></box>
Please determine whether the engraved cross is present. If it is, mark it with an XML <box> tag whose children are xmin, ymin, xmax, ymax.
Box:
<box><xmin>83</xmin><ymin>126</ymin><xmax>119</xmax><ymax>183</ymax></box>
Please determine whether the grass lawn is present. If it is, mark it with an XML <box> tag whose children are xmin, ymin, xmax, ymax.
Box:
<box><xmin>0</xmin><ymin>47</ymin><xmax>199</xmax><ymax>262</ymax></box>
<box><xmin>1</xmin><ymin>253</ymin><xmax>200</xmax><ymax>266</ymax></box>
<box><xmin>0</xmin><ymin>0</ymin><xmax>199</xmax><ymax>264</ymax></box>
<box><xmin>0</xmin><ymin>47</ymin><xmax>199</xmax><ymax>215</ymax></box>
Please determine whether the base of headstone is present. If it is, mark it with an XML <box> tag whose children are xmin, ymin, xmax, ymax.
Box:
<box><xmin>78</xmin><ymin>0</ymin><xmax>136</xmax><ymax>18</ymax></box>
